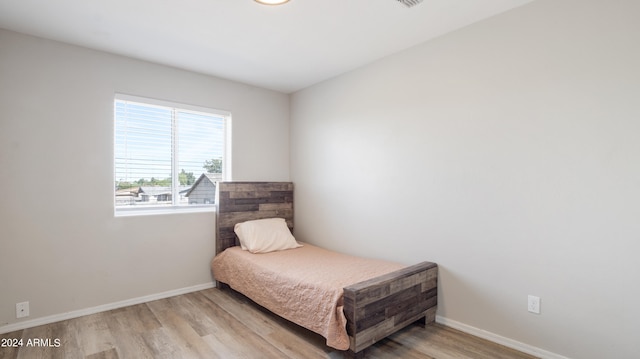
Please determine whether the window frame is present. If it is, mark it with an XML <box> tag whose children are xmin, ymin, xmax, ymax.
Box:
<box><xmin>113</xmin><ymin>94</ymin><xmax>232</xmax><ymax>217</ymax></box>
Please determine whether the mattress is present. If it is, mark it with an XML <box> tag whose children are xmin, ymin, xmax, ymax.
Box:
<box><xmin>211</xmin><ymin>243</ymin><xmax>405</xmax><ymax>350</ymax></box>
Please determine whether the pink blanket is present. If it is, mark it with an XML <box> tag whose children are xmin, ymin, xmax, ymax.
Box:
<box><xmin>211</xmin><ymin>243</ymin><xmax>405</xmax><ymax>350</ymax></box>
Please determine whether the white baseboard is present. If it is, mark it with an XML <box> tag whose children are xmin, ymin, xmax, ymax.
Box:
<box><xmin>436</xmin><ymin>315</ymin><xmax>570</xmax><ymax>359</ymax></box>
<box><xmin>0</xmin><ymin>282</ymin><xmax>215</xmax><ymax>335</ymax></box>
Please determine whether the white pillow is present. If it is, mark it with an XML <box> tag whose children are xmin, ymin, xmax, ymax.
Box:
<box><xmin>234</xmin><ymin>218</ymin><xmax>302</xmax><ymax>253</ymax></box>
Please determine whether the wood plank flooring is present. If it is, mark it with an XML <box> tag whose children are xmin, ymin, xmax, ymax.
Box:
<box><xmin>0</xmin><ymin>288</ymin><xmax>538</xmax><ymax>359</ymax></box>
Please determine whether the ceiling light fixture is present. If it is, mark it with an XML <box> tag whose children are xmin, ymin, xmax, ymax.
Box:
<box><xmin>255</xmin><ymin>0</ymin><xmax>290</xmax><ymax>5</ymax></box>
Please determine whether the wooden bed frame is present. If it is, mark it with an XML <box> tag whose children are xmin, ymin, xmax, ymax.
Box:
<box><xmin>214</xmin><ymin>182</ymin><xmax>438</xmax><ymax>358</ymax></box>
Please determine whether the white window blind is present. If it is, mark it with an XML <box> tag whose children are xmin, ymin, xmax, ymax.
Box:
<box><xmin>114</xmin><ymin>94</ymin><xmax>230</xmax><ymax>215</ymax></box>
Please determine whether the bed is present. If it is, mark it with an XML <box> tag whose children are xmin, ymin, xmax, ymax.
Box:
<box><xmin>211</xmin><ymin>182</ymin><xmax>438</xmax><ymax>358</ymax></box>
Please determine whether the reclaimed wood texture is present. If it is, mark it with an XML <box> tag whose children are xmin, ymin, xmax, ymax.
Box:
<box><xmin>215</xmin><ymin>182</ymin><xmax>294</xmax><ymax>255</ymax></box>
<box><xmin>343</xmin><ymin>262</ymin><xmax>438</xmax><ymax>354</ymax></box>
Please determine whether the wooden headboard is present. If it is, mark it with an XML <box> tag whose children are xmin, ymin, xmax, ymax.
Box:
<box><xmin>215</xmin><ymin>182</ymin><xmax>294</xmax><ymax>255</ymax></box>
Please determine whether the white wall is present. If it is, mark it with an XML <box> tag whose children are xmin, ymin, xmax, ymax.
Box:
<box><xmin>290</xmin><ymin>0</ymin><xmax>640</xmax><ymax>358</ymax></box>
<box><xmin>0</xmin><ymin>29</ymin><xmax>289</xmax><ymax>328</ymax></box>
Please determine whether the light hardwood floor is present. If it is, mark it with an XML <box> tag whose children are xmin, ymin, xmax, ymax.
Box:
<box><xmin>1</xmin><ymin>288</ymin><xmax>538</xmax><ymax>359</ymax></box>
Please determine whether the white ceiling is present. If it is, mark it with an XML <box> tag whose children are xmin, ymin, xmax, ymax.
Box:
<box><xmin>0</xmin><ymin>0</ymin><xmax>533</xmax><ymax>93</ymax></box>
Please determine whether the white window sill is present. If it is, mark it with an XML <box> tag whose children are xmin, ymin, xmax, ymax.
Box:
<box><xmin>115</xmin><ymin>205</ymin><xmax>216</xmax><ymax>217</ymax></box>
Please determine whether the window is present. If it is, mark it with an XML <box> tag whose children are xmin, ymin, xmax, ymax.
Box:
<box><xmin>114</xmin><ymin>94</ymin><xmax>231</xmax><ymax>216</ymax></box>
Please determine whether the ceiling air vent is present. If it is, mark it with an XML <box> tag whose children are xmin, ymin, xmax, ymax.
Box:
<box><xmin>396</xmin><ymin>0</ymin><xmax>423</xmax><ymax>7</ymax></box>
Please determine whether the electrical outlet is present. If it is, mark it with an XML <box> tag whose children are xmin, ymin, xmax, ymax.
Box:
<box><xmin>16</xmin><ymin>302</ymin><xmax>29</xmax><ymax>318</ymax></box>
<box><xmin>528</xmin><ymin>295</ymin><xmax>540</xmax><ymax>314</ymax></box>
